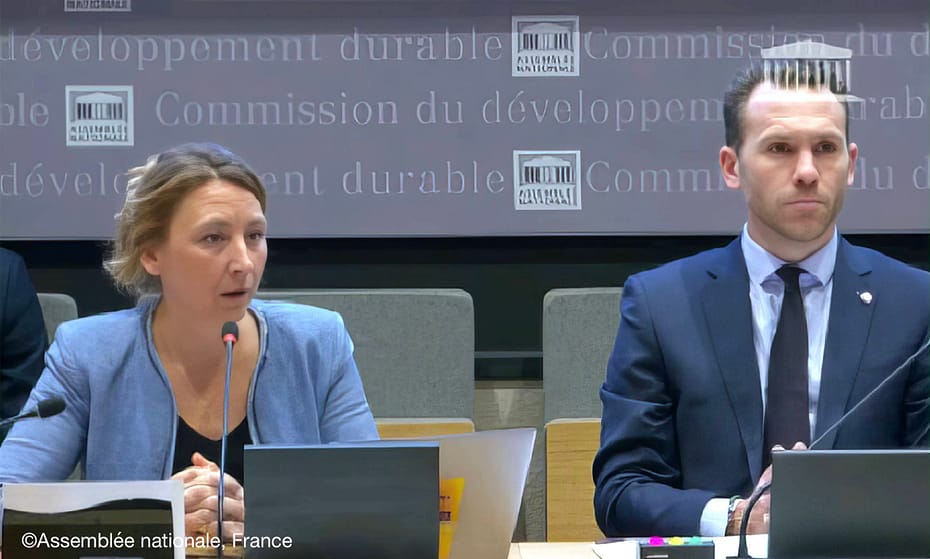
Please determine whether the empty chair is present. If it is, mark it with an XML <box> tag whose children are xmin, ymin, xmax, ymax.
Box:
<box><xmin>36</xmin><ymin>293</ymin><xmax>78</xmax><ymax>347</ymax></box>
<box><xmin>256</xmin><ymin>289</ymin><xmax>475</xmax><ymax>421</ymax></box>
<box><xmin>542</xmin><ymin>287</ymin><xmax>622</xmax><ymax>542</ymax></box>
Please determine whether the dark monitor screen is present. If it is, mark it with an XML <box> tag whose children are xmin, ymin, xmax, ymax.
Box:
<box><xmin>769</xmin><ymin>450</ymin><xmax>930</xmax><ymax>559</ymax></box>
<box><xmin>244</xmin><ymin>441</ymin><xmax>439</xmax><ymax>559</ymax></box>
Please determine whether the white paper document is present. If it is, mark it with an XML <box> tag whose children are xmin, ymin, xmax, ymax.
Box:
<box><xmin>3</xmin><ymin>480</ymin><xmax>185</xmax><ymax>559</ymax></box>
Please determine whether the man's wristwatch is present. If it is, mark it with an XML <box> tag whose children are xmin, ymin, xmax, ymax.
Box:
<box><xmin>726</xmin><ymin>495</ymin><xmax>743</xmax><ymax>535</ymax></box>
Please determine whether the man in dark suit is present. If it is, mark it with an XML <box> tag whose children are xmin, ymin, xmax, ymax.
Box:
<box><xmin>0</xmin><ymin>247</ymin><xmax>46</xmax><ymax>436</ymax></box>
<box><xmin>593</xmin><ymin>63</ymin><xmax>930</xmax><ymax>538</ymax></box>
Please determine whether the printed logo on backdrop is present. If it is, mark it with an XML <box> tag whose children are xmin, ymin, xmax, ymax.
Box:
<box><xmin>64</xmin><ymin>0</ymin><xmax>131</xmax><ymax>12</ymax></box>
<box><xmin>513</xmin><ymin>150</ymin><xmax>582</xmax><ymax>211</ymax></box>
<box><xmin>511</xmin><ymin>16</ymin><xmax>580</xmax><ymax>77</ymax></box>
<box><xmin>761</xmin><ymin>40</ymin><xmax>854</xmax><ymax>94</ymax></box>
<box><xmin>760</xmin><ymin>40</ymin><xmax>861</xmax><ymax>114</ymax></box>
<box><xmin>65</xmin><ymin>86</ymin><xmax>134</xmax><ymax>147</ymax></box>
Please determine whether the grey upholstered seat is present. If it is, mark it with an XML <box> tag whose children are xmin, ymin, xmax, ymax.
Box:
<box><xmin>532</xmin><ymin>287</ymin><xmax>622</xmax><ymax>541</ymax></box>
<box><xmin>256</xmin><ymin>289</ymin><xmax>474</xmax><ymax>419</ymax></box>
<box><xmin>543</xmin><ymin>288</ymin><xmax>622</xmax><ymax>422</ymax></box>
<box><xmin>36</xmin><ymin>293</ymin><xmax>79</xmax><ymax>347</ymax></box>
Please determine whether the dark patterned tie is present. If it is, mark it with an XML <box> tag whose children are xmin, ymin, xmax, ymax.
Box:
<box><xmin>763</xmin><ymin>265</ymin><xmax>810</xmax><ymax>466</ymax></box>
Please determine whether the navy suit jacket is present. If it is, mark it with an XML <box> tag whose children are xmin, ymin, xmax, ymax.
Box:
<box><xmin>593</xmin><ymin>237</ymin><xmax>930</xmax><ymax>537</ymax></box>
<box><xmin>0</xmin><ymin>248</ymin><xmax>46</xmax><ymax>426</ymax></box>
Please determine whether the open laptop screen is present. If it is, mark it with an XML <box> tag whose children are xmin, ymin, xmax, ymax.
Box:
<box><xmin>769</xmin><ymin>450</ymin><xmax>930</xmax><ymax>559</ymax></box>
<box><xmin>244</xmin><ymin>441</ymin><xmax>439</xmax><ymax>559</ymax></box>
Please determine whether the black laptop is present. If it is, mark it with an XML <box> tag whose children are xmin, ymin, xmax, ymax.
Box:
<box><xmin>243</xmin><ymin>441</ymin><xmax>439</xmax><ymax>559</ymax></box>
<box><xmin>769</xmin><ymin>450</ymin><xmax>930</xmax><ymax>559</ymax></box>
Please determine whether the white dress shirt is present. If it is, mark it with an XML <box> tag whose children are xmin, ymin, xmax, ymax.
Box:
<box><xmin>700</xmin><ymin>225</ymin><xmax>837</xmax><ymax>536</ymax></box>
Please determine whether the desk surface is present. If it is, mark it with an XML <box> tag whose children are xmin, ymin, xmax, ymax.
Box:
<box><xmin>190</xmin><ymin>542</ymin><xmax>596</xmax><ymax>558</ymax></box>
<box><xmin>510</xmin><ymin>535</ymin><xmax>769</xmax><ymax>559</ymax></box>
<box><xmin>188</xmin><ymin>543</ymin><xmax>595</xmax><ymax>558</ymax></box>
<box><xmin>509</xmin><ymin>542</ymin><xmax>596</xmax><ymax>558</ymax></box>
<box><xmin>188</xmin><ymin>537</ymin><xmax>768</xmax><ymax>559</ymax></box>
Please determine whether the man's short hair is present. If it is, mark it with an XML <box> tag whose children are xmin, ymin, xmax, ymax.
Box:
<box><xmin>723</xmin><ymin>61</ymin><xmax>850</xmax><ymax>151</ymax></box>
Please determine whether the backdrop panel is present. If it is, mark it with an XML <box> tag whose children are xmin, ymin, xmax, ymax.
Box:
<box><xmin>1</xmin><ymin>0</ymin><xmax>927</xmax><ymax>238</ymax></box>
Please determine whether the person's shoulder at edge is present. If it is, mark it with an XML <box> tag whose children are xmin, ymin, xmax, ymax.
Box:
<box><xmin>0</xmin><ymin>247</ymin><xmax>39</xmax><ymax>303</ymax></box>
<box><xmin>0</xmin><ymin>246</ymin><xmax>25</xmax><ymax>269</ymax></box>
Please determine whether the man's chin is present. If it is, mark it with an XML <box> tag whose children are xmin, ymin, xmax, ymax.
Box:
<box><xmin>779</xmin><ymin>223</ymin><xmax>835</xmax><ymax>246</ymax></box>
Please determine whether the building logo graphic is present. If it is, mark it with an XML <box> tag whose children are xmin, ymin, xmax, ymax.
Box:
<box><xmin>760</xmin><ymin>41</ymin><xmax>853</xmax><ymax>95</ymax></box>
<box><xmin>66</xmin><ymin>86</ymin><xmax>134</xmax><ymax>147</ymax></box>
<box><xmin>513</xmin><ymin>150</ymin><xmax>582</xmax><ymax>210</ymax></box>
<box><xmin>65</xmin><ymin>0</ymin><xmax>131</xmax><ymax>12</ymax></box>
<box><xmin>512</xmin><ymin>16</ymin><xmax>580</xmax><ymax>77</ymax></box>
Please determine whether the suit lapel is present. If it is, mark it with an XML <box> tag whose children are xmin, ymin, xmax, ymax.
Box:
<box><xmin>701</xmin><ymin>239</ymin><xmax>765</xmax><ymax>483</ymax></box>
<box><xmin>815</xmin><ymin>238</ymin><xmax>874</xmax><ymax>448</ymax></box>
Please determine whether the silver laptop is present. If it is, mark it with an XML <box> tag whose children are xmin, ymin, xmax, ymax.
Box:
<box><xmin>411</xmin><ymin>428</ymin><xmax>536</xmax><ymax>559</ymax></box>
<box><xmin>769</xmin><ymin>449</ymin><xmax>930</xmax><ymax>559</ymax></box>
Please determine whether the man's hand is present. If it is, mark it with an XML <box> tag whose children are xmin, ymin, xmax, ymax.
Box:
<box><xmin>726</xmin><ymin>441</ymin><xmax>807</xmax><ymax>535</ymax></box>
<box><xmin>170</xmin><ymin>452</ymin><xmax>245</xmax><ymax>542</ymax></box>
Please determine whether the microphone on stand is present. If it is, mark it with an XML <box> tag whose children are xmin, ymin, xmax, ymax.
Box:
<box><xmin>217</xmin><ymin>321</ymin><xmax>238</xmax><ymax>558</ymax></box>
<box><xmin>0</xmin><ymin>396</ymin><xmax>66</xmax><ymax>428</ymax></box>
<box><xmin>728</xmin><ymin>335</ymin><xmax>930</xmax><ymax>559</ymax></box>
<box><xmin>729</xmin><ymin>480</ymin><xmax>771</xmax><ymax>559</ymax></box>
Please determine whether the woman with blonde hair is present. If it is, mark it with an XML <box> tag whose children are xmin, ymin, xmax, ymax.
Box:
<box><xmin>0</xmin><ymin>143</ymin><xmax>378</xmax><ymax>539</ymax></box>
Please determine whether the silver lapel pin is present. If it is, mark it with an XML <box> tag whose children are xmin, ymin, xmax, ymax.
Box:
<box><xmin>858</xmin><ymin>291</ymin><xmax>873</xmax><ymax>305</ymax></box>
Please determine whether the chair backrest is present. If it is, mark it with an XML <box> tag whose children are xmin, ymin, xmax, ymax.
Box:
<box><xmin>36</xmin><ymin>293</ymin><xmax>78</xmax><ymax>346</ymax></box>
<box><xmin>542</xmin><ymin>288</ymin><xmax>622</xmax><ymax>422</ymax></box>
<box><xmin>256</xmin><ymin>289</ymin><xmax>474</xmax><ymax>419</ymax></box>
<box><xmin>540</xmin><ymin>287</ymin><xmax>622</xmax><ymax>541</ymax></box>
